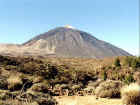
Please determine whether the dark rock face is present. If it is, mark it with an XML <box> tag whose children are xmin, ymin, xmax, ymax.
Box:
<box><xmin>22</xmin><ymin>27</ymin><xmax>131</xmax><ymax>58</ymax></box>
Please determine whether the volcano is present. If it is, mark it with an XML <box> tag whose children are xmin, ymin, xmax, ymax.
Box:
<box><xmin>0</xmin><ymin>26</ymin><xmax>131</xmax><ymax>58</ymax></box>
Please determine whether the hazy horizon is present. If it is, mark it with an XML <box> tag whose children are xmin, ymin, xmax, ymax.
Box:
<box><xmin>0</xmin><ymin>0</ymin><xmax>139</xmax><ymax>56</ymax></box>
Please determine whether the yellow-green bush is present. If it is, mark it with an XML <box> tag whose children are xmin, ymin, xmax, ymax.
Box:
<box><xmin>7</xmin><ymin>73</ymin><xmax>23</xmax><ymax>90</ymax></box>
<box><xmin>121</xmin><ymin>83</ymin><xmax>140</xmax><ymax>105</ymax></box>
<box><xmin>95</xmin><ymin>80</ymin><xmax>123</xmax><ymax>98</ymax></box>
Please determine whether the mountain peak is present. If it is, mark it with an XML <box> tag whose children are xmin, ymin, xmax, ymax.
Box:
<box><xmin>21</xmin><ymin>26</ymin><xmax>131</xmax><ymax>58</ymax></box>
<box><xmin>0</xmin><ymin>26</ymin><xmax>131</xmax><ymax>58</ymax></box>
<box><xmin>64</xmin><ymin>25</ymin><xmax>75</xmax><ymax>29</ymax></box>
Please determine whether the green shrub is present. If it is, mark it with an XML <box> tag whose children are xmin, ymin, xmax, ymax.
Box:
<box><xmin>114</xmin><ymin>58</ymin><xmax>121</xmax><ymax>67</ymax></box>
<box><xmin>124</xmin><ymin>56</ymin><xmax>133</xmax><ymax>67</ymax></box>
<box><xmin>123</xmin><ymin>74</ymin><xmax>135</xmax><ymax>85</ymax></box>
<box><xmin>131</xmin><ymin>58</ymin><xmax>140</xmax><ymax>69</ymax></box>
<box><xmin>124</xmin><ymin>56</ymin><xmax>140</xmax><ymax>68</ymax></box>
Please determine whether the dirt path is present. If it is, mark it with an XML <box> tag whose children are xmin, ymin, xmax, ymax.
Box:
<box><xmin>55</xmin><ymin>96</ymin><xmax>122</xmax><ymax>105</ymax></box>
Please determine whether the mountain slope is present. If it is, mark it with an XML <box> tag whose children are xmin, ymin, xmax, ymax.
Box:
<box><xmin>0</xmin><ymin>26</ymin><xmax>131</xmax><ymax>58</ymax></box>
<box><xmin>21</xmin><ymin>26</ymin><xmax>131</xmax><ymax>58</ymax></box>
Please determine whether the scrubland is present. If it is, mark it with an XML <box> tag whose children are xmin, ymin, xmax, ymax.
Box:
<box><xmin>0</xmin><ymin>55</ymin><xmax>140</xmax><ymax>105</ymax></box>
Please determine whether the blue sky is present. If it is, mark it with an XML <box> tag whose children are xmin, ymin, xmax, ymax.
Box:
<box><xmin>0</xmin><ymin>0</ymin><xmax>139</xmax><ymax>55</ymax></box>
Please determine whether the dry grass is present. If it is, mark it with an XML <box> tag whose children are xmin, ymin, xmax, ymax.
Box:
<box><xmin>27</xmin><ymin>83</ymin><xmax>48</xmax><ymax>95</ymax></box>
<box><xmin>33</xmin><ymin>76</ymin><xmax>44</xmax><ymax>83</ymax></box>
<box><xmin>121</xmin><ymin>83</ymin><xmax>140</xmax><ymax>105</ymax></box>
<box><xmin>133</xmin><ymin>72</ymin><xmax>140</xmax><ymax>84</ymax></box>
<box><xmin>95</xmin><ymin>80</ymin><xmax>123</xmax><ymax>98</ymax></box>
<box><xmin>7</xmin><ymin>73</ymin><xmax>23</xmax><ymax>90</ymax></box>
<box><xmin>0</xmin><ymin>99</ymin><xmax>39</xmax><ymax>105</ymax></box>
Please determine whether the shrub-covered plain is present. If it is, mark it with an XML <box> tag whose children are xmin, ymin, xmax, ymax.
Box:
<box><xmin>0</xmin><ymin>55</ymin><xmax>140</xmax><ymax>104</ymax></box>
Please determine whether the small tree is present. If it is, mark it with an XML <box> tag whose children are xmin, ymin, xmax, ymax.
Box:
<box><xmin>114</xmin><ymin>58</ymin><xmax>121</xmax><ymax>67</ymax></box>
<box><xmin>124</xmin><ymin>56</ymin><xmax>133</xmax><ymax>67</ymax></box>
<box><xmin>131</xmin><ymin>58</ymin><xmax>140</xmax><ymax>68</ymax></box>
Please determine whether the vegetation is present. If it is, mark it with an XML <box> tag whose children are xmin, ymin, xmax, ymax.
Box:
<box><xmin>100</xmin><ymin>71</ymin><xmax>107</xmax><ymax>80</ymax></box>
<box><xmin>121</xmin><ymin>83</ymin><xmax>140</xmax><ymax>105</ymax></box>
<box><xmin>0</xmin><ymin>55</ymin><xmax>140</xmax><ymax>104</ymax></box>
<box><xmin>95</xmin><ymin>80</ymin><xmax>123</xmax><ymax>98</ymax></box>
<box><xmin>123</xmin><ymin>74</ymin><xmax>135</xmax><ymax>85</ymax></box>
<box><xmin>114</xmin><ymin>58</ymin><xmax>121</xmax><ymax>67</ymax></box>
<box><xmin>7</xmin><ymin>73</ymin><xmax>23</xmax><ymax>90</ymax></box>
<box><xmin>124</xmin><ymin>56</ymin><xmax>140</xmax><ymax>68</ymax></box>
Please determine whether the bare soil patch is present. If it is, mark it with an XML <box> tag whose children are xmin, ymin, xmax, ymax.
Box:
<box><xmin>55</xmin><ymin>96</ymin><xmax>122</xmax><ymax>105</ymax></box>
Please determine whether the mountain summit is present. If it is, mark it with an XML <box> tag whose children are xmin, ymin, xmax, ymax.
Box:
<box><xmin>64</xmin><ymin>25</ymin><xmax>75</xmax><ymax>29</ymax></box>
<box><xmin>0</xmin><ymin>26</ymin><xmax>131</xmax><ymax>58</ymax></box>
<box><xmin>21</xmin><ymin>27</ymin><xmax>130</xmax><ymax>58</ymax></box>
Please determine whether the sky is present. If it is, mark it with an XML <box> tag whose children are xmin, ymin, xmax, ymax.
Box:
<box><xmin>0</xmin><ymin>0</ymin><xmax>139</xmax><ymax>55</ymax></box>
